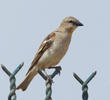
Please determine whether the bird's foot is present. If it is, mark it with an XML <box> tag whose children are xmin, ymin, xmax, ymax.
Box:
<box><xmin>48</xmin><ymin>66</ymin><xmax>62</xmax><ymax>75</ymax></box>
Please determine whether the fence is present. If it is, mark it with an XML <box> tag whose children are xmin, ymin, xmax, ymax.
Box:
<box><xmin>1</xmin><ymin>63</ymin><xmax>96</xmax><ymax>100</ymax></box>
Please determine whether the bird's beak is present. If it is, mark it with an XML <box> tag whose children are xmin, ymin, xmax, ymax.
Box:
<box><xmin>77</xmin><ymin>21</ymin><xmax>84</xmax><ymax>26</ymax></box>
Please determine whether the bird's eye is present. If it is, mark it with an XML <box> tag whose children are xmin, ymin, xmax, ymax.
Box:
<box><xmin>69</xmin><ymin>20</ymin><xmax>73</xmax><ymax>23</ymax></box>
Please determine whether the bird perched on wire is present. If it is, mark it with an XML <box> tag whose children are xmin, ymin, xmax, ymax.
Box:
<box><xmin>17</xmin><ymin>16</ymin><xmax>83</xmax><ymax>91</ymax></box>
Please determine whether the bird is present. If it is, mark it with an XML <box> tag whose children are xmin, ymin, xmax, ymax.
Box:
<box><xmin>16</xmin><ymin>16</ymin><xmax>83</xmax><ymax>91</ymax></box>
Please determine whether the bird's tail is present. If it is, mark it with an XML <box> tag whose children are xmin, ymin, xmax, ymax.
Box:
<box><xmin>16</xmin><ymin>70</ymin><xmax>37</xmax><ymax>91</ymax></box>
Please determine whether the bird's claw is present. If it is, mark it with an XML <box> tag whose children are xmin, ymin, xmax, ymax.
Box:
<box><xmin>48</xmin><ymin>66</ymin><xmax>62</xmax><ymax>75</ymax></box>
<box><xmin>55</xmin><ymin>66</ymin><xmax>62</xmax><ymax>75</ymax></box>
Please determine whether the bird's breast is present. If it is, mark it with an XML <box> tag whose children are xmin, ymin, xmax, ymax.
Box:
<box><xmin>48</xmin><ymin>34</ymin><xmax>71</xmax><ymax>64</ymax></box>
<box><xmin>38</xmin><ymin>33</ymin><xmax>72</xmax><ymax>69</ymax></box>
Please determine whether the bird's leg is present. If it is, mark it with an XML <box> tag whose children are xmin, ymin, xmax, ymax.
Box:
<box><xmin>48</xmin><ymin>66</ymin><xmax>62</xmax><ymax>75</ymax></box>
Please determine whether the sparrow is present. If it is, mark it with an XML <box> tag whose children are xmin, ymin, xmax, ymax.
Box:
<box><xmin>17</xmin><ymin>16</ymin><xmax>83</xmax><ymax>91</ymax></box>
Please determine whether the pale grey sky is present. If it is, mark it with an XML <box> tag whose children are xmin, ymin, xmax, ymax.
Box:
<box><xmin>0</xmin><ymin>0</ymin><xmax>110</xmax><ymax>100</ymax></box>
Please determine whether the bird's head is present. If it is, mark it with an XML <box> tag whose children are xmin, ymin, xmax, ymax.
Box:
<box><xmin>59</xmin><ymin>16</ymin><xmax>83</xmax><ymax>35</ymax></box>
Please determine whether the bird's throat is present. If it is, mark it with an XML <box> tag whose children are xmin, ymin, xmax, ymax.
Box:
<box><xmin>69</xmin><ymin>29</ymin><xmax>74</xmax><ymax>35</ymax></box>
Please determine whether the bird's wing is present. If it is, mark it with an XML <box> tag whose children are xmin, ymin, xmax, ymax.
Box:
<box><xmin>26</xmin><ymin>32</ymin><xmax>56</xmax><ymax>75</ymax></box>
